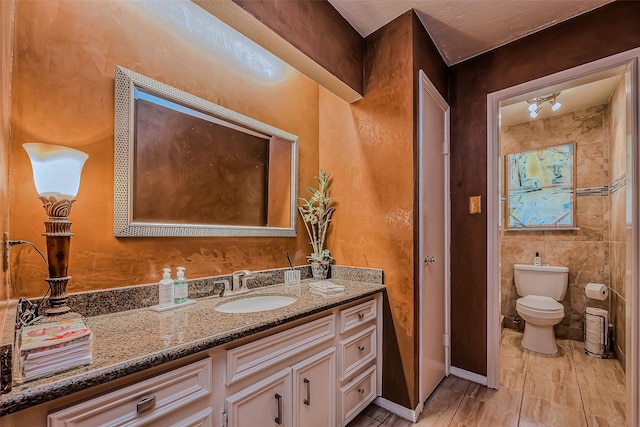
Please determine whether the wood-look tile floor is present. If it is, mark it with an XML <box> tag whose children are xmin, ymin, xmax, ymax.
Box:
<box><xmin>348</xmin><ymin>329</ymin><xmax>627</xmax><ymax>427</ymax></box>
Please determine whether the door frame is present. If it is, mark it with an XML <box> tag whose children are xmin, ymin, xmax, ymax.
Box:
<box><xmin>486</xmin><ymin>48</ymin><xmax>640</xmax><ymax>425</ymax></box>
<box><xmin>418</xmin><ymin>69</ymin><xmax>451</xmax><ymax>406</ymax></box>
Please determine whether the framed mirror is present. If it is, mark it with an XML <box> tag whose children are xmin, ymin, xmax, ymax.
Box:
<box><xmin>114</xmin><ymin>66</ymin><xmax>298</xmax><ymax>237</ymax></box>
<box><xmin>505</xmin><ymin>143</ymin><xmax>576</xmax><ymax>230</ymax></box>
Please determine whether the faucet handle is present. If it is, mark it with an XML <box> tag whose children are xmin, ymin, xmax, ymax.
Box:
<box><xmin>214</xmin><ymin>279</ymin><xmax>231</xmax><ymax>296</ymax></box>
<box><xmin>241</xmin><ymin>275</ymin><xmax>256</xmax><ymax>289</ymax></box>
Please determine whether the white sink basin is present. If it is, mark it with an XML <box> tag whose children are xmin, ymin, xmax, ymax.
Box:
<box><xmin>215</xmin><ymin>295</ymin><xmax>297</xmax><ymax>313</ymax></box>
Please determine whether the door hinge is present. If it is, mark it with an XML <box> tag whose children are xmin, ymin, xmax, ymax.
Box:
<box><xmin>443</xmin><ymin>333</ymin><xmax>450</xmax><ymax>347</ymax></box>
<box><xmin>221</xmin><ymin>410</ymin><xmax>228</xmax><ymax>427</ymax></box>
<box><xmin>442</xmin><ymin>141</ymin><xmax>450</xmax><ymax>155</ymax></box>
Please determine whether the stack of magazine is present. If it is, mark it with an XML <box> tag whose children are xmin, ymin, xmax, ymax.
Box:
<box><xmin>16</xmin><ymin>317</ymin><xmax>94</xmax><ymax>381</ymax></box>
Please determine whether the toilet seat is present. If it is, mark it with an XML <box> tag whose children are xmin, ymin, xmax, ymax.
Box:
<box><xmin>517</xmin><ymin>295</ymin><xmax>563</xmax><ymax>311</ymax></box>
<box><xmin>517</xmin><ymin>295</ymin><xmax>564</xmax><ymax>320</ymax></box>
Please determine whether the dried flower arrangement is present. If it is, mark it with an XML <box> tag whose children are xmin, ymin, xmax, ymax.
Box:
<box><xmin>298</xmin><ymin>169</ymin><xmax>335</xmax><ymax>265</ymax></box>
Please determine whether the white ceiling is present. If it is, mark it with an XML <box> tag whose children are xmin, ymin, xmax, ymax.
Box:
<box><xmin>327</xmin><ymin>0</ymin><xmax>614</xmax><ymax>65</ymax></box>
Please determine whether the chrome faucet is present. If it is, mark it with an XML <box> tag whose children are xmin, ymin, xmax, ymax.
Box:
<box><xmin>224</xmin><ymin>270</ymin><xmax>253</xmax><ymax>296</ymax></box>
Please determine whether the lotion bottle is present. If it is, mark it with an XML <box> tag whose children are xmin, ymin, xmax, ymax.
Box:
<box><xmin>174</xmin><ymin>266</ymin><xmax>188</xmax><ymax>304</ymax></box>
<box><xmin>534</xmin><ymin>252</ymin><xmax>542</xmax><ymax>266</ymax></box>
<box><xmin>159</xmin><ymin>268</ymin><xmax>175</xmax><ymax>306</ymax></box>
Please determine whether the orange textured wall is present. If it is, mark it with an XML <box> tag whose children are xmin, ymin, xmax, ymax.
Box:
<box><xmin>0</xmin><ymin>0</ymin><xmax>13</xmax><ymax>315</ymax></box>
<box><xmin>8</xmin><ymin>0</ymin><xmax>319</xmax><ymax>298</ymax></box>
<box><xmin>319</xmin><ymin>13</ymin><xmax>416</xmax><ymax>406</ymax></box>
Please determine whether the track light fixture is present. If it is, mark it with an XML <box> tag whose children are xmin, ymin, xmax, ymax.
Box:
<box><xmin>526</xmin><ymin>92</ymin><xmax>561</xmax><ymax>119</ymax></box>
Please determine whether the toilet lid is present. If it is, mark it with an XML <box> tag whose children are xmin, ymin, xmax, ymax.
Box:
<box><xmin>517</xmin><ymin>295</ymin><xmax>563</xmax><ymax>312</ymax></box>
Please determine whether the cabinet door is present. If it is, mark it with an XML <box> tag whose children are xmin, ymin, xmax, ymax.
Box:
<box><xmin>225</xmin><ymin>368</ymin><xmax>292</xmax><ymax>427</ymax></box>
<box><xmin>291</xmin><ymin>348</ymin><xmax>336</xmax><ymax>427</ymax></box>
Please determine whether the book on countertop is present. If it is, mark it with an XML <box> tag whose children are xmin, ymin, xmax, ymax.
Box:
<box><xmin>14</xmin><ymin>317</ymin><xmax>94</xmax><ymax>382</ymax></box>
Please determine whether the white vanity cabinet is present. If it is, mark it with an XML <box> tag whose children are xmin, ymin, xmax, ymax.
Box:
<box><xmin>221</xmin><ymin>295</ymin><xmax>381</xmax><ymax>427</ymax></box>
<box><xmin>225</xmin><ymin>348</ymin><xmax>335</xmax><ymax>427</ymax></box>
<box><xmin>2</xmin><ymin>293</ymin><xmax>382</xmax><ymax>427</ymax></box>
<box><xmin>336</xmin><ymin>299</ymin><xmax>380</xmax><ymax>426</ymax></box>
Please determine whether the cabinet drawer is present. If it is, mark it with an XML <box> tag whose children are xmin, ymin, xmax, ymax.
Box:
<box><xmin>226</xmin><ymin>315</ymin><xmax>335</xmax><ymax>385</ymax></box>
<box><xmin>339</xmin><ymin>299</ymin><xmax>377</xmax><ymax>334</ymax></box>
<box><xmin>339</xmin><ymin>325</ymin><xmax>376</xmax><ymax>381</ymax></box>
<box><xmin>48</xmin><ymin>358</ymin><xmax>211</xmax><ymax>427</ymax></box>
<box><xmin>339</xmin><ymin>365</ymin><xmax>377</xmax><ymax>426</ymax></box>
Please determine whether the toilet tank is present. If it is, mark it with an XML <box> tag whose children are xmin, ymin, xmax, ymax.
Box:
<box><xmin>513</xmin><ymin>264</ymin><xmax>569</xmax><ymax>300</ymax></box>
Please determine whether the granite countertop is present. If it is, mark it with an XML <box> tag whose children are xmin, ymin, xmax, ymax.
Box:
<box><xmin>0</xmin><ymin>279</ymin><xmax>385</xmax><ymax>416</ymax></box>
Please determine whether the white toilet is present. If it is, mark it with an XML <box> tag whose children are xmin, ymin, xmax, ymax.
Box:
<box><xmin>514</xmin><ymin>263</ymin><xmax>569</xmax><ymax>354</ymax></box>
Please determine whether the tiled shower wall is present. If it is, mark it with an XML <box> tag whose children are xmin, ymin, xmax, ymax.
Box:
<box><xmin>607</xmin><ymin>72</ymin><xmax>630</xmax><ymax>368</ymax></box>
<box><xmin>500</xmin><ymin>77</ymin><xmax>629</xmax><ymax>348</ymax></box>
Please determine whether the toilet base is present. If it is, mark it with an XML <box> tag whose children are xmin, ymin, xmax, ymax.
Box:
<box><xmin>521</xmin><ymin>322</ymin><xmax>558</xmax><ymax>354</ymax></box>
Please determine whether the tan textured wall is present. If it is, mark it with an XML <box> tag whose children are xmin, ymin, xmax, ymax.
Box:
<box><xmin>8</xmin><ymin>0</ymin><xmax>319</xmax><ymax>298</ymax></box>
<box><xmin>320</xmin><ymin>13</ymin><xmax>416</xmax><ymax>406</ymax></box>
<box><xmin>0</xmin><ymin>0</ymin><xmax>13</xmax><ymax>325</ymax></box>
<box><xmin>607</xmin><ymin>73</ymin><xmax>629</xmax><ymax>367</ymax></box>
<box><xmin>500</xmin><ymin>106</ymin><xmax>609</xmax><ymax>341</ymax></box>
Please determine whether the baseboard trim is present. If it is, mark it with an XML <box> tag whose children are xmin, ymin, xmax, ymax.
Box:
<box><xmin>373</xmin><ymin>397</ymin><xmax>421</xmax><ymax>423</ymax></box>
<box><xmin>450</xmin><ymin>366</ymin><xmax>488</xmax><ymax>386</ymax></box>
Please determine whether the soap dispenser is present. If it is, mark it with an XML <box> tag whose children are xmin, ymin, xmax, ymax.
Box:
<box><xmin>159</xmin><ymin>268</ymin><xmax>175</xmax><ymax>306</ymax></box>
<box><xmin>534</xmin><ymin>252</ymin><xmax>542</xmax><ymax>266</ymax></box>
<box><xmin>174</xmin><ymin>267</ymin><xmax>188</xmax><ymax>304</ymax></box>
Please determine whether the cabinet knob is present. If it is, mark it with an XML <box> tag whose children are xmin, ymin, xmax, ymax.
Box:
<box><xmin>136</xmin><ymin>395</ymin><xmax>156</xmax><ymax>414</ymax></box>
<box><xmin>358</xmin><ymin>313</ymin><xmax>365</xmax><ymax>320</ymax></box>
<box><xmin>358</xmin><ymin>345</ymin><xmax>365</xmax><ymax>352</ymax></box>
<box><xmin>358</xmin><ymin>387</ymin><xmax>365</xmax><ymax>395</ymax></box>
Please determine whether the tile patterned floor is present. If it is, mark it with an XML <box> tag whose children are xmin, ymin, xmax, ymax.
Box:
<box><xmin>348</xmin><ymin>329</ymin><xmax>627</xmax><ymax>426</ymax></box>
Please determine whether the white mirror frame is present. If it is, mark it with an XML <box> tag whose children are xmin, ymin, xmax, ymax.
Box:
<box><xmin>114</xmin><ymin>65</ymin><xmax>298</xmax><ymax>237</ymax></box>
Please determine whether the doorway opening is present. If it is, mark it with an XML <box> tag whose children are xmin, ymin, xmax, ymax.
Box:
<box><xmin>487</xmin><ymin>49</ymin><xmax>640</xmax><ymax>426</ymax></box>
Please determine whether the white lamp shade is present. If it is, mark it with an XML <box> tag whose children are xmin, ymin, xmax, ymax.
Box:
<box><xmin>23</xmin><ymin>143</ymin><xmax>89</xmax><ymax>199</ymax></box>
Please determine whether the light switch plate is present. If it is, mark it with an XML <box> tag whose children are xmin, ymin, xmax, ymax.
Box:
<box><xmin>469</xmin><ymin>196</ymin><xmax>481</xmax><ymax>214</ymax></box>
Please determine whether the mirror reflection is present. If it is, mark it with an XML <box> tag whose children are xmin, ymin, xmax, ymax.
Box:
<box><xmin>114</xmin><ymin>66</ymin><xmax>298</xmax><ymax>237</ymax></box>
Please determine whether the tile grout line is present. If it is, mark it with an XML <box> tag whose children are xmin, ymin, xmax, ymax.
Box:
<box><xmin>445</xmin><ymin>382</ymin><xmax>470</xmax><ymax>426</ymax></box>
<box><xmin>516</xmin><ymin>346</ymin><xmax>530</xmax><ymax>426</ymax></box>
<box><xmin>569</xmin><ymin>342</ymin><xmax>591</xmax><ymax>426</ymax></box>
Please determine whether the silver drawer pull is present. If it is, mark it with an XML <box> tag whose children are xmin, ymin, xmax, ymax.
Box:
<box><xmin>358</xmin><ymin>387</ymin><xmax>365</xmax><ymax>395</ymax></box>
<box><xmin>358</xmin><ymin>345</ymin><xmax>365</xmax><ymax>351</ymax></box>
<box><xmin>303</xmin><ymin>378</ymin><xmax>311</xmax><ymax>405</ymax></box>
<box><xmin>358</xmin><ymin>313</ymin><xmax>365</xmax><ymax>320</ymax></box>
<box><xmin>136</xmin><ymin>395</ymin><xmax>156</xmax><ymax>414</ymax></box>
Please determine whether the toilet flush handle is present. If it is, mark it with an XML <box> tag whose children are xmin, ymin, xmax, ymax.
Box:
<box><xmin>424</xmin><ymin>255</ymin><xmax>437</xmax><ymax>266</ymax></box>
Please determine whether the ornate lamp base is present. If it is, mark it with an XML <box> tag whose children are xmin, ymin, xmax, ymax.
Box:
<box><xmin>45</xmin><ymin>276</ymin><xmax>72</xmax><ymax>316</ymax></box>
<box><xmin>40</xmin><ymin>195</ymin><xmax>76</xmax><ymax>318</ymax></box>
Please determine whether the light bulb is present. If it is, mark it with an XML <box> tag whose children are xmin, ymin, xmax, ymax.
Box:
<box><xmin>530</xmin><ymin>110</ymin><xmax>538</xmax><ymax>119</ymax></box>
<box><xmin>551</xmin><ymin>101</ymin><xmax>561</xmax><ymax>111</ymax></box>
<box><xmin>528</xmin><ymin>103</ymin><xmax>537</xmax><ymax>112</ymax></box>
